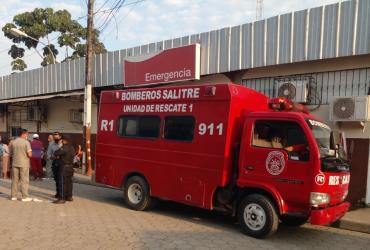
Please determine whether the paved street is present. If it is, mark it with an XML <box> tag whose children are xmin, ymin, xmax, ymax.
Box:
<box><xmin>0</xmin><ymin>179</ymin><xmax>369</xmax><ymax>250</ymax></box>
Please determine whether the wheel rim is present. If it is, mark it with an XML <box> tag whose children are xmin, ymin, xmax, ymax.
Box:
<box><xmin>127</xmin><ymin>183</ymin><xmax>143</xmax><ymax>204</ymax></box>
<box><xmin>243</xmin><ymin>203</ymin><xmax>266</xmax><ymax>231</ymax></box>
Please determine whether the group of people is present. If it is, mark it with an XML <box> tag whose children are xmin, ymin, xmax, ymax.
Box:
<box><xmin>0</xmin><ymin>129</ymin><xmax>83</xmax><ymax>204</ymax></box>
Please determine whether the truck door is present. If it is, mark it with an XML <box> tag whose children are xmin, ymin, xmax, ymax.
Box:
<box><xmin>241</xmin><ymin>119</ymin><xmax>312</xmax><ymax>212</ymax></box>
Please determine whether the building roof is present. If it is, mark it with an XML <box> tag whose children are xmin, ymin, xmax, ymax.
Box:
<box><xmin>0</xmin><ymin>0</ymin><xmax>369</xmax><ymax>101</ymax></box>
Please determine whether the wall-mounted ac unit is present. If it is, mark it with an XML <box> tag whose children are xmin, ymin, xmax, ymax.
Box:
<box><xmin>330</xmin><ymin>96</ymin><xmax>370</xmax><ymax>122</ymax></box>
<box><xmin>275</xmin><ymin>80</ymin><xmax>308</xmax><ymax>103</ymax></box>
<box><xmin>26</xmin><ymin>106</ymin><xmax>47</xmax><ymax>121</ymax></box>
<box><xmin>69</xmin><ymin>109</ymin><xmax>83</xmax><ymax>123</ymax></box>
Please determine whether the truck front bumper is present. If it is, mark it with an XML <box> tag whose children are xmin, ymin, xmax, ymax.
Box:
<box><xmin>310</xmin><ymin>202</ymin><xmax>350</xmax><ymax>225</ymax></box>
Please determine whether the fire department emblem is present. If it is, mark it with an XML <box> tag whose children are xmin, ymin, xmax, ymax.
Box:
<box><xmin>266</xmin><ymin>151</ymin><xmax>285</xmax><ymax>175</ymax></box>
<box><xmin>315</xmin><ymin>173</ymin><xmax>326</xmax><ymax>185</ymax></box>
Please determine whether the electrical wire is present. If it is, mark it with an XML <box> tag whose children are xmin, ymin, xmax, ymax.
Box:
<box><xmin>0</xmin><ymin>36</ymin><xmax>59</xmax><ymax>72</ymax></box>
<box><xmin>0</xmin><ymin>0</ymin><xmax>145</xmax><ymax>72</ymax></box>
<box><xmin>101</xmin><ymin>0</ymin><xmax>146</xmax><ymax>41</ymax></box>
<box><xmin>95</xmin><ymin>0</ymin><xmax>126</xmax><ymax>31</ymax></box>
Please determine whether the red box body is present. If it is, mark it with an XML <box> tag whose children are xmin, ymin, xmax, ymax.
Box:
<box><xmin>96</xmin><ymin>83</ymin><xmax>350</xmax><ymax>224</ymax></box>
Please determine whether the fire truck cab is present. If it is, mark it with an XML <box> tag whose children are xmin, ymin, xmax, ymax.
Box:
<box><xmin>96</xmin><ymin>83</ymin><xmax>350</xmax><ymax>238</ymax></box>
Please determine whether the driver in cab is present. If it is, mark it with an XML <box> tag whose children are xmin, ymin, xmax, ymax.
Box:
<box><xmin>253</xmin><ymin>123</ymin><xmax>309</xmax><ymax>160</ymax></box>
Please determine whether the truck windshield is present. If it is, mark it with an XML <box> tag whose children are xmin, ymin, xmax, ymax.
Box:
<box><xmin>306</xmin><ymin>119</ymin><xmax>333</xmax><ymax>158</ymax></box>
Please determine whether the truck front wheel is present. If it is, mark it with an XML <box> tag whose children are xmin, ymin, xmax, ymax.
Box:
<box><xmin>124</xmin><ymin>176</ymin><xmax>152</xmax><ymax>211</ymax></box>
<box><xmin>237</xmin><ymin>194</ymin><xmax>279</xmax><ymax>238</ymax></box>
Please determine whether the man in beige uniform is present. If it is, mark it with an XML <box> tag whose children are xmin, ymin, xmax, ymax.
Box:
<box><xmin>10</xmin><ymin>129</ymin><xmax>32</xmax><ymax>201</ymax></box>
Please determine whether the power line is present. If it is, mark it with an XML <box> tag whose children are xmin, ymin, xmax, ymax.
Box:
<box><xmin>101</xmin><ymin>0</ymin><xmax>146</xmax><ymax>41</ymax></box>
<box><xmin>0</xmin><ymin>36</ymin><xmax>59</xmax><ymax>72</ymax></box>
<box><xmin>0</xmin><ymin>49</ymin><xmax>38</xmax><ymax>71</ymax></box>
<box><xmin>95</xmin><ymin>0</ymin><xmax>114</xmax><ymax>14</ymax></box>
<box><xmin>0</xmin><ymin>48</ymin><xmax>9</xmax><ymax>54</ymax></box>
<box><xmin>0</xmin><ymin>1</ymin><xmax>144</xmax><ymax>72</ymax></box>
<box><xmin>96</xmin><ymin>0</ymin><xmax>126</xmax><ymax>31</ymax></box>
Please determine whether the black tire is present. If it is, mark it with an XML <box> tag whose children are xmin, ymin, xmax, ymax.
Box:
<box><xmin>280</xmin><ymin>215</ymin><xmax>308</xmax><ymax>227</ymax></box>
<box><xmin>124</xmin><ymin>176</ymin><xmax>152</xmax><ymax>211</ymax></box>
<box><xmin>237</xmin><ymin>194</ymin><xmax>279</xmax><ymax>238</ymax></box>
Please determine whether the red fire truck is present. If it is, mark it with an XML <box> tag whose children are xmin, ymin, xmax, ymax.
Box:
<box><xmin>95</xmin><ymin>83</ymin><xmax>350</xmax><ymax>238</ymax></box>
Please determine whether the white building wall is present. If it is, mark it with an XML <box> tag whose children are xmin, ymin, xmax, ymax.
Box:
<box><xmin>0</xmin><ymin>97</ymin><xmax>98</xmax><ymax>136</ymax></box>
<box><xmin>38</xmin><ymin>98</ymin><xmax>98</xmax><ymax>134</ymax></box>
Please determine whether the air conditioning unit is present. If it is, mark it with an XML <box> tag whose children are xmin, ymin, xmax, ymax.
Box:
<box><xmin>26</xmin><ymin>106</ymin><xmax>47</xmax><ymax>121</ymax></box>
<box><xmin>330</xmin><ymin>96</ymin><xmax>370</xmax><ymax>122</ymax></box>
<box><xmin>275</xmin><ymin>80</ymin><xmax>308</xmax><ymax>103</ymax></box>
<box><xmin>69</xmin><ymin>109</ymin><xmax>83</xmax><ymax>123</ymax></box>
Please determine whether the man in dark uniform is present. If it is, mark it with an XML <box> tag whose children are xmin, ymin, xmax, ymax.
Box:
<box><xmin>53</xmin><ymin>135</ymin><xmax>75</xmax><ymax>204</ymax></box>
<box><xmin>50</xmin><ymin>132</ymin><xmax>62</xmax><ymax>198</ymax></box>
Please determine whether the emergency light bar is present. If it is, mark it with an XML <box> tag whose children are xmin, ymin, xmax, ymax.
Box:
<box><xmin>269</xmin><ymin>97</ymin><xmax>309</xmax><ymax>114</ymax></box>
<box><xmin>269</xmin><ymin>97</ymin><xmax>294</xmax><ymax>111</ymax></box>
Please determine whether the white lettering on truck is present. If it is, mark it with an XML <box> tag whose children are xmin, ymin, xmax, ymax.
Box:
<box><xmin>328</xmin><ymin>175</ymin><xmax>350</xmax><ymax>185</ymax></box>
<box><xmin>120</xmin><ymin>87</ymin><xmax>201</xmax><ymax>114</ymax></box>
<box><xmin>198</xmin><ymin>123</ymin><xmax>224</xmax><ymax>136</ymax></box>
<box><xmin>123</xmin><ymin>103</ymin><xmax>191</xmax><ymax>113</ymax></box>
<box><xmin>100</xmin><ymin>120</ymin><xmax>114</xmax><ymax>131</ymax></box>
<box><xmin>121</xmin><ymin>88</ymin><xmax>200</xmax><ymax>101</ymax></box>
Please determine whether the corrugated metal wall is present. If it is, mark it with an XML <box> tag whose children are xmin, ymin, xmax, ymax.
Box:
<box><xmin>242</xmin><ymin>68</ymin><xmax>370</xmax><ymax>105</ymax></box>
<box><xmin>1</xmin><ymin>0</ymin><xmax>370</xmax><ymax>101</ymax></box>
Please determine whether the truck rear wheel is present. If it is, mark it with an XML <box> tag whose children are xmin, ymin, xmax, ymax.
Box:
<box><xmin>124</xmin><ymin>176</ymin><xmax>152</xmax><ymax>211</ymax></box>
<box><xmin>237</xmin><ymin>194</ymin><xmax>279</xmax><ymax>238</ymax></box>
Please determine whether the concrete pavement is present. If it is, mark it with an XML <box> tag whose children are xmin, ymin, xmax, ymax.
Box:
<box><xmin>73</xmin><ymin>173</ymin><xmax>370</xmax><ymax>236</ymax></box>
<box><xmin>0</xmin><ymin>178</ymin><xmax>369</xmax><ymax>250</ymax></box>
<box><xmin>335</xmin><ymin>207</ymin><xmax>370</xmax><ymax>234</ymax></box>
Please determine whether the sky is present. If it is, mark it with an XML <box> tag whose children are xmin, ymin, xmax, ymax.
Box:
<box><xmin>0</xmin><ymin>0</ymin><xmax>340</xmax><ymax>76</ymax></box>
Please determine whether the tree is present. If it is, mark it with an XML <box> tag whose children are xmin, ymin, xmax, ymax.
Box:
<box><xmin>11</xmin><ymin>59</ymin><xmax>27</xmax><ymax>72</ymax></box>
<box><xmin>2</xmin><ymin>8</ymin><xmax>107</xmax><ymax>72</ymax></box>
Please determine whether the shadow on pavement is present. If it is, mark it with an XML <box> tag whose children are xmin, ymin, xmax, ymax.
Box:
<box><xmin>0</xmin><ymin>179</ymin><xmax>369</xmax><ymax>243</ymax></box>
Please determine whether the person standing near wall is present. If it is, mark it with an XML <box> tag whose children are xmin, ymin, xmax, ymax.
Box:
<box><xmin>1</xmin><ymin>137</ymin><xmax>10</xmax><ymax>179</ymax></box>
<box><xmin>9</xmin><ymin>129</ymin><xmax>33</xmax><ymax>201</ymax></box>
<box><xmin>45</xmin><ymin>134</ymin><xmax>54</xmax><ymax>179</ymax></box>
<box><xmin>53</xmin><ymin>135</ymin><xmax>75</xmax><ymax>204</ymax></box>
<box><xmin>50</xmin><ymin>132</ymin><xmax>62</xmax><ymax>198</ymax></box>
<box><xmin>30</xmin><ymin>134</ymin><xmax>44</xmax><ymax>181</ymax></box>
<box><xmin>0</xmin><ymin>136</ymin><xmax>3</xmax><ymax>178</ymax></box>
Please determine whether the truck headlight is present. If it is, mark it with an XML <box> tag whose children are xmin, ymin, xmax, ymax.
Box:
<box><xmin>342</xmin><ymin>190</ymin><xmax>348</xmax><ymax>201</ymax></box>
<box><xmin>310</xmin><ymin>192</ymin><xmax>330</xmax><ymax>207</ymax></box>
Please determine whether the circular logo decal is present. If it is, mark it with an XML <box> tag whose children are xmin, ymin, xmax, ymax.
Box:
<box><xmin>315</xmin><ymin>173</ymin><xmax>326</xmax><ymax>186</ymax></box>
<box><xmin>266</xmin><ymin>151</ymin><xmax>285</xmax><ymax>175</ymax></box>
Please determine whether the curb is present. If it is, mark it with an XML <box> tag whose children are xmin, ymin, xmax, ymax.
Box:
<box><xmin>72</xmin><ymin>177</ymin><xmax>113</xmax><ymax>189</ymax></box>
<box><xmin>334</xmin><ymin>219</ymin><xmax>370</xmax><ymax>234</ymax></box>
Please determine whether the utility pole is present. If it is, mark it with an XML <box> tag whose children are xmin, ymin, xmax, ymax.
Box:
<box><xmin>84</xmin><ymin>0</ymin><xmax>94</xmax><ymax>176</ymax></box>
<box><xmin>256</xmin><ymin>0</ymin><xmax>263</xmax><ymax>21</ymax></box>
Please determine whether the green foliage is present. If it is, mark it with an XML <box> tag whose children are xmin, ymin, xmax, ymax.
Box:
<box><xmin>11</xmin><ymin>58</ymin><xmax>27</xmax><ymax>71</ymax></box>
<box><xmin>8</xmin><ymin>45</ymin><xmax>25</xmax><ymax>59</ymax></box>
<box><xmin>2</xmin><ymin>8</ymin><xmax>107</xmax><ymax>72</ymax></box>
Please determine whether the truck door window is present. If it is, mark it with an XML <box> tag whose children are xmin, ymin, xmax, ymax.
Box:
<box><xmin>164</xmin><ymin>116</ymin><xmax>195</xmax><ymax>141</ymax></box>
<box><xmin>253</xmin><ymin>120</ymin><xmax>309</xmax><ymax>161</ymax></box>
<box><xmin>118</xmin><ymin>115</ymin><xmax>160</xmax><ymax>138</ymax></box>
